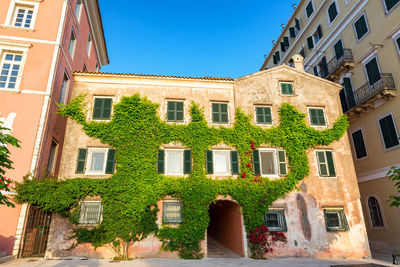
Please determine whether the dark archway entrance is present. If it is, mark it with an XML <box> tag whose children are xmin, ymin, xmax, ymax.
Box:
<box><xmin>207</xmin><ymin>200</ymin><xmax>244</xmax><ymax>258</ymax></box>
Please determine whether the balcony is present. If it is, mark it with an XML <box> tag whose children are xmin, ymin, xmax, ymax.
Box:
<box><xmin>344</xmin><ymin>73</ymin><xmax>397</xmax><ymax>119</ymax></box>
<box><xmin>326</xmin><ymin>49</ymin><xmax>355</xmax><ymax>81</ymax></box>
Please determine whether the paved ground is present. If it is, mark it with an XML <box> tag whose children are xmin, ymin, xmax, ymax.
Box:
<box><xmin>0</xmin><ymin>257</ymin><xmax>396</xmax><ymax>267</ymax></box>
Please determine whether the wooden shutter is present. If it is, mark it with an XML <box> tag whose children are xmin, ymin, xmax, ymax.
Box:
<box><xmin>313</xmin><ymin>66</ymin><xmax>318</xmax><ymax>76</ymax></box>
<box><xmin>283</xmin><ymin>37</ymin><xmax>289</xmax><ymax>47</ymax></box>
<box><xmin>102</xmin><ymin>98</ymin><xmax>112</xmax><ymax>119</ymax></box>
<box><xmin>307</xmin><ymin>36</ymin><xmax>314</xmax><ymax>49</ymax></box>
<box><xmin>105</xmin><ymin>149</ymin><xmax>116</xmax><ymax>174</ymax></box>
<box><xmin>328</xmin><ymin>2</ymin><xmax>338</xmax><ymax>22</ymax></box>
<box><xmin>385</xmin><ymin>0</ymin><xmax>399</xmax><ymax>11</ymax></box>
<box><xmin>339</xmin><ymin>89</ymin><xmax>348</xmax><ymax>113</ymax></box>
<box><xmin>334</xmin><ymin>40</ymin><xmax>344</xmax><ymax>60</ymax></box>
<box><xmin>343</xmin><ymin>78</ymin><xmax>355</xmax><ymax>108</ymax></box>
<box><xmin>281</xmin><ymin>42</ymin><xmax>286</xmax><ymax>52</ymax></box>
<box><xmin>206</xmin><ymin>150</ymin><xmax>213</xmax><ymax>174</ymax></box>
<box><xmin>76</xmin><ymin>148</ymin><xmax>87</xmax><ymax>173</ymax></box>
<box><xmin>157</xmin><ymin>149</ymin><xmax>165</xmax><ymax>174</ymax></box>
<box><xmin>212</xmin><ymin>103</ymin><xmax>220</xmax><ymax>123</ymax></box>
<box><xmin>230</xmin><ymin>151</ymin><xmax>239</xmax><ymax>174</ymax></box>
<box><xmin>281</xmin><ymin>83</ymin><xmax>293</xmax><ymax>95</ymax></box>
<box><xmin>306</xmin><ymin>2</ymin><xmax>313</xmax><ymax>17</ymax></box>
<box><xmin>273</xmin><ymin>54</ymin><xmax>277</xmax><ymax>64</ymax></box>
<box><xmin>325</xmin><ymin>151</ymin><xmax>336</xmax><ymax>177</ymax></box>
<box><xmin>310</xmin><ymin>108</ymin><xmax>325</xmax><ymax>126</ymax></box>
<box><xmin>184</xmin><ymin>149</ymin><xmax>192</xmax><ymax>174</ymax></box>
<box><xmin>295</xmin><ymin>18</ymin><xmax>300</xmax><ymax>30</ymax></box>
<box><xmin>289</xmin><ymin>27</ymin><xmax>295</xmax><ymax>38</ymax></box>
<box><xmin>379</xmin><ymin>115</ymin><xmax>400</xmax><ymax>149</ymax></box>
<box><xmin>317</xmin><ymin>25</ymin><xmax>323</xmax><ymax>38</ymax></box>
<box><xmin>278</xmin><ymin>150</ymin><xmax>287</xmax><ymax>176</ymax></box>
<box><xmin>252</xmin><ymin>150</ymin><xmax>260</xmax><ymax>175</ymax></box>
<box><xmin>176</xmin><ymin>102</ymin><xmax>184</xmax><ymax>121</ymax></box>
<box><xmin>92</xmin><ymin>98</ymin><xmax>103</xmax><ymax>119</ymax></box>
<box><xmin>365</xmin><ymin>58</ymin><xmax>381</xmax><ymax>85</ymax></box>
<box><xmin>256</xmin><ymin>107</ymin><xmax>264</xmax><ymax>124</ymax></box>
<box><xmin>167</xmin><ymin>101</ymin><xmax>176</xmax><ymax>121</ymax></box>
<box><xmin>316</xmin><ymin>151</ymin><xmax>328</xmax><ymax>176</ymax></box>
<box><xmin>351</xmin><ymin>130</ymin><xmax>367</xmax><ymax>159</ymax></box>
<box><xmin>322</xmin><ymin>57</ymin><xmax>328</xmax><ymax>77</ymax></box>
<box><xmin>396</xmin><ymin>36</ymin><xmax>400</xmax><ymax>50</ymax></box>
<box><xmin>220</xmin><ymin>104</ymin><xmax>228</xmax><ymax>123</ymax></box>
<box><xmin>355</xmin><ymin>15</ymin><xmax>368</xmax><ymax>39</ymax></box>
<box><xmin>275</xmin><ymin>51</ymin><xmax>280</xmax><ymax>62</ymax></box>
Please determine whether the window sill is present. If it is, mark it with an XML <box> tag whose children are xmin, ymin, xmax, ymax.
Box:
<box><xmin>0</xmin><ymin>24</ymin><xmax>35</xmax><ymax>32</ymax></box>
<box><xmin>0</xmin><ymin>88</ymin><xmax>20</xmax><ymax>93</ymax></box>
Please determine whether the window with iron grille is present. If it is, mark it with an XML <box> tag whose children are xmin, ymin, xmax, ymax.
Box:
<box><xmin>0</xmin><ymin>53</ymin><xmax>22</xmax><ymax>89</ymax></box>
<box><xmin>368</xmin><ymin>196</ymin><xmax>384</xmax><ymax>228</ymax></box>
<box><xmin>316</xmin><ymin>150</ymin><xmax>336</xmax><ymax>177</ymax></box>
<box><xmin>211</xmin><ymin>103</ymin><xmax>229</xmax><ymax>124</ymax></box>
<box><xmin>323</xmin><ymin>208</ymin><xmax>349</xmax><ymax>232</ymax></box>
<box><xmin>13</xmin><ymin>6</ymin><xmax>34</xmax><ymax>28</ymax></box>
<box><xmin>162</xmin><ymin>201</ymin><xmax>182</xmax><ymax>224</ymax></box>
<box><xmin>79</xmin><ymin>201</ymin><xmax>102</xmax><ymax>225</ymax></box>
<box><xmin>308</xmin><ymin>108</ymin><xmax>326</xmax><ymax>126</ymax></box>
<box><xmin>167</xmin><ymin>101</ymin><xmax>184</xmax><ymax>122</ymax></box>
<box><xmin>264</xmin><ymin>209</ymin><xmax>287</xmax><ymax>232</ymax></box>
<box><xmin>255</xmin><ymin>106</ymin><xmax>272</xmax><ymax>124</ymax></box>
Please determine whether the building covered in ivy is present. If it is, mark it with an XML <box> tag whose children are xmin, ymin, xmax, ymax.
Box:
<box><xmin>23</xmin><ymin>55</ymin><xmax>371</xmax><ymax>259</ymax></box>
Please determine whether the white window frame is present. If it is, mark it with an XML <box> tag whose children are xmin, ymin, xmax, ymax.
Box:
<box><xmin>264</xmin><ymin>208</ymin><xmax>286</xmax><ymax>232</ymax></box>
<box><xmin>365</xmin><ymin>194</ymin><xmax>387</xmax><ymax>230</ymax></box>
<box><xmin>85</xmin><ymin>148</ymin><xmax>108</xmax><ymax>175</ymax></box>
<box><xmin>258</xmin><ymin>148</ymin><xmax>279</xmax><ymax>178</ymax></box>
<box><xmin>212</xmin><ymin>150</ymin><xmax>231</xmax><ymax>176</ymax></box>
<box><xmin>0</xmin><ymin>42</ymin><xmax>29</xmax><ymax>92</ymax></box>
<box><xmin>392</xmin><ymin>30</ymin><xmax>400</xmax><ymax>61</ymax></box>
<box><xmin>315</xmin><ymin>149</ymin><xmax>337</xmax><ymax>178</ymax></box>
<box><xmin>382</xmin><ymin>0</ymin><xmax>400</xmax><ymax>15</ymax></box>
<box><xmin>307</xmin><ymin>107</ymin><xmax>327</xmax><ymax>127</ymax></box>
<box><xmin>3</xmin><ymin>0</ymin><xmax>40</xmax><ymax>30</ymax></box>
<box><xmin>90</xmin><ymin>96</ymin><xmax>114</xmax><ymax>121</ymax></box>
<box><xmin>210</xmin><ymin>102</ymin><xmax>230</xmax><ymax>125</ymax></box>
<box><xmin>362</xmin><ymin>53</ymin><xmax>382</xmax><ymax>86</ymax></box>
<box><xmin>377</xmin><ymin>112</ymin><xmax>400</xmax><ymax>151</ymax></box>
<box><xmin>75</xmin><ymin>0</ymin><xmax>83</xmax><ymax>22</ymax></box>
<box><xmin>165</xmin><ymin>149</ymin><xmax>184</xmax><ymax>176</ymax></box>
<box><xmin>344</xmin><ymin>0</ymin><xmax>350</xmax><ymax>6</ymax></box>
<box><xmin>350</xmin><ymin>127</ymin><xmax>368</xmax><ymax>160</ymax></box>
<box><xmin>78</xmin><ymin>200</ymin><xmax>102</xmax><ymax>225</ymax></box>
<box><xmin>87</xmin><ymin>33</ymin><xmax>92</xmax><ymax>58</ymax></box>
<box><xmin>352</xmin><ymin>12</ymin><xmax>370</xmax><ymax>43</ymax></box>
<box><xmin>326</xmin><ymin>0</ymin><xmax>340</xmax><ymax>25</ymax></box>
<box><xmin>305</xmin><ymin>0</ymin><xmax>315</xmax><ymax>19</ymax></box>
<box><xmin>254</xmin><ymin>105</ymin><xmax>273</xmax><ymax>126</ymax></box>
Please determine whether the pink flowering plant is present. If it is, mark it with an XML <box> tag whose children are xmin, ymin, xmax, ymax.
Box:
<box><xmin>248</xmin><ymin>224</ymin><xmax>287</xmax><ymax>259</ymax></box>
<box><xmin>0</xmin><ymin>176</ymin><xmax>14</xmax><ymax>207</ymax></box>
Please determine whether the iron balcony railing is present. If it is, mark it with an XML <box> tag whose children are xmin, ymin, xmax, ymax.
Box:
<box><xmin>354</xmin><ymin>73</ymin><xmax>396</xmax><ymax>104</ymax></box>
<box><xmin>327</xmin><ymin>48</ymin><xmax>354</xmax><ymax>76</ymax></box>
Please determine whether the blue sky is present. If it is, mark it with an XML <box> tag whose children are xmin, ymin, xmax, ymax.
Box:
<box><xmin>99</xmin><ymin>0</ymin><xmax>299</xmax><ymax>78</ymax></box>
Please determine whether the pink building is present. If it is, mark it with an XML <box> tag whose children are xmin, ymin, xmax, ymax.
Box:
<box><xmin>0</xmin><ymin>0</ymin><xmax>108</xmax><ymax>258</ymax></box>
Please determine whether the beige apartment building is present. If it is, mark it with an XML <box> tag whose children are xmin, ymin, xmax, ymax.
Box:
<box><xmin>260</xmin><ymin>0</ymin><xmax>400</xmax><ymax>253</ymax></box>
<box><xmin>44</xmin><ymin>58</ymin><xmax>371</xmax><ymax>259</ymax></box>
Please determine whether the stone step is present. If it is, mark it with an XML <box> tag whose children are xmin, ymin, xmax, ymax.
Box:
<box><xmin>207</xmin><ymin>237</ymin><xmax>241</xmax><ymax>258</ymax></box>
<box><xmin>0</xmin><ymin>251</ymin><xmax>7</xmax><ymax>257</ymax></box>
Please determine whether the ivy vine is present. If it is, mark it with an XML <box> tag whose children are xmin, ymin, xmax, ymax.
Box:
<box><xmin>15</xmin><ymin>94</ymin><xmax>348</xmax><ymax>259</ymax></box>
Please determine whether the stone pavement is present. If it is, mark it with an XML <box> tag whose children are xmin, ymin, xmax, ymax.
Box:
<box><xmin>1</xmin><ymin>257</ymin><xmax>396</xmax><ymax>267</ymax></box>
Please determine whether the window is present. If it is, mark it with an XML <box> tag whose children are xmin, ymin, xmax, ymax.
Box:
<box><xmin>316</xmin><ymin>150</ymin><xmax>336</xmax><ymax>177</ymax></box>
<box><xmin>368</xmin><ymin>196</ymin><xmax>384</xmax><ymax>228</ymax></box>
<box><xmin>323</xmin><ymin>208</ymin><xmax>349</xmax><ymax>232</ymax></box>
<box><xmin>333</xmin><ymin>39</ymin><xmax>344</xmax><ymax>61</ymax></box>
<box><xmin>353</xmin><ymin>13</ymin><xmax>369</xmax><ymax>41</ymax></box>
<box><xmin>157</xmin><ymin>149</ymin><xmax>192</xmax><ymax>175</ymax></box>
<box><xmin>299</xmin><ymin>46</ymin><xmax>306</xmax><ymax>58</ymax></box>
<box><xmin>351</xmin><ymin>129</ymin><xmax>367</xmax><ymax>159</ymax></box>
<box><xmin>253</xmin><ymin>149</ymin><xmax>287</xmax><ymax>177</ymax></box>
<box><xmin>79</xmin><ymin>201</ymin><xmax>102</xmax><ymax>225</ymax></box>
<box><xmin>306</xmin><ymin>1</ymin><xmax>314</xmax><ymax>18</ymax></box>
<box><xmin>378</xmin><ymin>114</ymin><xmax>400</xmax><ymax>149</ymax></box>
<box><xmin>280</xmin><ymin>82</ymin><xmax>294</xmax><ymax>95</ymax></box>
<box><xmin>92</xmin><ymin>97</ymin><xmax>113</xmax><ymax>120</ymax></box>
<box><xmin>75</xmin><ymin>0</ymin><xmax>83</xmax><ymax>21</ymax></box>
<box><xmin>166</xmin><ymin>101</ymin><xmax>184</xmax><ymax>122</ymax></box>
<box><xmin>75</xmin><ymin>148</ymin><xmax>116</xmax><ymax>174</ymax></box>
<box><xmin>364</xmin><ymin>57</ymin><xmax>381</xmax><ymax>85</ymax></box>
<box><xmin>281</xmin><ymin>37</ymin><xmax>289</xmax><ymax>52</ymax></box>
<box><xmin>13</xmin><ymin>6</ymin><xmax>34</xmax><ymax>28</ymax></box>
<box><xmin>162</xmin><ymin>201</ymin><xmax>182</xmax><ymax>224</ymax></box>
<box><xmin>205</xmin><ymin>150</ymin><xmax>239</xmax><ymax>175</ymax></box>
<box><xmin>383</xmin><ymin>0</ymin><xmax>400</xmax><ymax>13</ymax></box>
<box><xmin>0</xmin><ymin>53</ymin><xmax>22</xmax><ymax>89</ymax></box>
<box><xmin>59</xmin><ymin>72</ymin><xmax>69</xmax><ymax>104</ymax></box>
<box><xmin>264</xmin><ymin>209</ymin><xmax>287</xmax><ymax>232</ymax></box>
<box><xmin>341</xmin><ymin>77</ymin><xmax>356</xmax><ymax>110</ymax></box>
<box><xmin>47</xmin><ymin>139</ymin><xmax>58</xmax><ymax>174</ymax></box>
<box><xmin>87</xmin><ymin>34</ymin><xmax>92</xmax><ymax>57</ymax></box>
<box><xmin>395</xmin><ymin>35</ymin><xmax>400</xmax><ymax>56</ymax></box>
<box><xmin>273</xmin><ymin>51</ymin><xmax>281</xmax><ymax>64</ymax></box>
<box><xmin>211</xmin><ymin>103</ymin><xmax>229</xmax><ymax>124</ymax></box>
<box><xmin>68</xmin><ymin>30</ymin><xmax>77</xmax><ymax>58</ymax></box>
<box><xmin>308</xmin><ymin>108</ymin><xmax>326</xmax><ymax>126</ymax></box>
<box><xmin>312</xmin><ymin>25</ymin><xmax>323</xmax><ymax>45</ymax></box>
<box><xmin>316</xmin><ymin>56</ymin><xmax>329</xmax><ymax>78</ymax></box>
<box><xmin>255</xmin><ymin>106</ymin><xmax>272</xmax><ymax>124</ymax></box>
<box><xmin>327</xmin><ymin>1</ymin><xmax>338</xmax><ymax>23</ymax></box>
<box><xmin>295</xmin><ymin>18</ymin><xmax>301</xmax><ymax>34</ymax></box>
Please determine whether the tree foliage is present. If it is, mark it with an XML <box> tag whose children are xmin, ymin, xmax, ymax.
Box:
<box><xmin>387</xmin><ymin>166</ymin><xmax>400</xmax><ymax>207</ymax></box>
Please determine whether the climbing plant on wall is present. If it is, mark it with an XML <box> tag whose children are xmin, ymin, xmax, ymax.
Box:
<box><xmin>15</xmin><ymin>93</ymin><xmax>348</xmax><ymax>259</ymax></box>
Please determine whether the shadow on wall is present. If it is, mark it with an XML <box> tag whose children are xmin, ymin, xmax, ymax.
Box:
<box><xmin>53</xmin><ymin>259</ymin><xmax>100</xmax><ymax>267</ymax></box>
<box><xmin>0</xmin><ymin>235</ymin><xmax>14</xmax><ymax>256</ymax></box>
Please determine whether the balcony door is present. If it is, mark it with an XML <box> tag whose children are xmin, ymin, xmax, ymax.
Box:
<box><xmin>334</xmin><ymin>39</ymin><xmax>344</xmax><ymax>61</ymax></box>
<box><xmin>342</xmin><ymin>77</ymin><xmax>356</xmax><ymax>110</ymax></box>
<box><xmin>365</xmin><ymin>57</ymin><xmax>381</xmax><ymax>85</ymax></box>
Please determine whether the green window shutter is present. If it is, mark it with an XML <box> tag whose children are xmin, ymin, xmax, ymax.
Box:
<box><xmin>252</xmin><ymin>150</ymin><xmax>260</xmax><ymax>175</ymax></box>
<box><xmin>256</xmin><ymin>107</ymin><xmax>264</xmax><ymax>124</ymax></box>
<box><xmin>280</xmin><ymin>42</ymin><xmax>286</xmax><ymax>52</ymax></box>
<box><xmin>92</xmin><ymin>98</ymin><xmax>103</xmax><ymax>119</ymax></box>
<box><xmin>295</xmin><ymin>18</ymin><xmax>301</xmax><ymax>30</ymax></box>
<box><xmin>281</xmin><ymin>83</ymin><xmax>293</xmax><ymax>95</ymax></box>
<box><xmin>206</xmin><ymin>150</ymin><xmax>213</xmax><ymax>174</ymax></box>
<box><xmin>256</xmin><ymin>107</ymin><xmax>272</xmax><ymax>124</ymax></box>
<box><xmin>283</xmin><ymin>37</ymin><xmax>289</xmax><ymax>47</ymax></box>
<box><xmin>352</xmin><ymin>130</ymin><xmax>367</xmax><ymax>159</ymax></box>
<box><xmin>321</xmin><ymin>56</ymin><xmax>328</xmax><ymax>77</ymax></box>
<box><xmin>325</xmin><ymin>151</ymin><xmax>336</xmax><ymax>177</ymax></box>
<box><xmin>157</xmin><ymin>149</ymin><xmax>165</xmax><ymax>174</ymax></box>
<box><xmin>212</xmin><ymin>103</ymin><xmax>220</xmax><ymax>123</ymax></box>
<box><xmin>273</xmin><ymin>54</ymin><xmax>277</xmax><ymax>64</ymax></box>
<box><xmin>93</xmin><ymin>98</ymin><xmax>112</xmax><ymax>120</ymax></box>
<box><xmin>309</xmin><ymin>108</ymin><xmax>325</xmax><ymax>126</ymax></box>
<box><xmin>385</xmin><ymin>0</ymin><xmax>400</xmax><ymax>11</ymax></box>
<box><xmin>343</xmin><ymin>78</ymin><xmax>355</xmax><ymax>108</ymax></box>
<box><xmin>105</xmin><ymin>149</ymin><xmax>116</xmax><ymax>174</ymax></box>
<box><xmin>289</xmin><ymin>27</ymin><xmax>295</xmax><ymax>38</ymax></box>
<box><xmin>317</xmin><ymin>25</ymin><xmax>323</xmax><ymax>38</ymax></box>
<box><xmin>379</xmin><ymin>115</ymin><xmax>400</xmax><ymax>149</ymax></box>
<box><xmin>355</xmin><ymin>15</ymin><xmax>368</xmax><ymax>40</ymax></box>
<box><xmin>167</xmin><ymin>101</ymin><xmax>176</xmax><ymax>121</ymax></box>
<box><xmin>307</xmin><ymin>36</ymin><xmax>314</xmax><ymax>49</ymax></box>
<box><xmin>328</xmin><ymin>2</ymin><xmax>338</xmax><ymax>22</ymax></box>
<box><xmin>184</xmin><ymin>149</ymin><xmax>192</xmax><ymax>174</ymax></box>
<box><xmin>102</xmin><ymin>98</ymin><xmax>112</xmax><ymax>119</ymax></box>
<box><xmin>317</xmin><ymin>151</ymin><xmax>328</xmax><ymax>176</ymax></box>
<box><xmin>396</xmin><ymin>36</ymin><xmax>400</xmax><ymax>50</ymax></box>
<box><xmin>176</xmin><ymin>102</ymin><xmax>184</xmax><ymax>121</ymax></box>
<box><xmin>365</xmin><ymin>58</ymin><xmax>381</xmax><ymax>85</ymax></box>
<box><xmin>306</xmin><ymin>2</ymin><xmax>314</xmax><ymax>17</ymax></box>
<box><xmin>275</xmin><ymin>51</ymin><xmax>280</xmax><ymax>62</ymax></box>
<box><xmin>220</xmin><ymin>103</ymin><xmax>228</xmax><ymax>123</ymax></box>
<box><xmin>76</xmin><ymin>148</ymin><xmax>87</xmax><ymax>173</ymax></box>
<box><xmin>334</xmin><ymin>40</ymin><xmax>344</xmax><ymax>60</ymax></box>
<box><xmin>230</xmin><ymin>151</ymin><xmax>239</xmax><ymax>174</ymax></box>
<box><xmin>313</xmin><ymin>66</ymin><xmax>318</xmax><ymax>76</ymax></box>
<box><xmin>278</xmin><ymin>150</ymin><xmax>287</xmax><ymax>176</ymax></box>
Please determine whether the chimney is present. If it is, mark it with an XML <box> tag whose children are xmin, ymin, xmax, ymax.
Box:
<box><xmin>291</xmin><ymin>54</ymin><xmax>304</xmax><ymax>72</ymax></box>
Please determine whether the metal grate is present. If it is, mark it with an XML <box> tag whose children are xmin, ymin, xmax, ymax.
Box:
<box><xmin>264</xmin><ymin>209</ymin><xmax>287</xmax><ymax>232</ymax></box>
<box><xmin>21</xmin><ymin>206</ymin><xmax>51</xmax><ymax>257</ymax></box>
<box><xmin>79</xmin><ymin>201</ymin><xmax>102</xmax><ymax>225</ymax></box>
<box><xmin>323</xmin><ymin>208</ymin><xmax>349</xmax><ymax>232</ymax></box>
<box><xmin>162</xmin><ymin>201</ymin><xmax>182</xmax><ymax>224</ymax></box>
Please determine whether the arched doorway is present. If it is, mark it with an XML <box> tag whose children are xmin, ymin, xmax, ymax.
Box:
<box><xmin>207</xmin><ymin>200</ymin><xmax>244</xmax><ymax>257</ymax></box>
